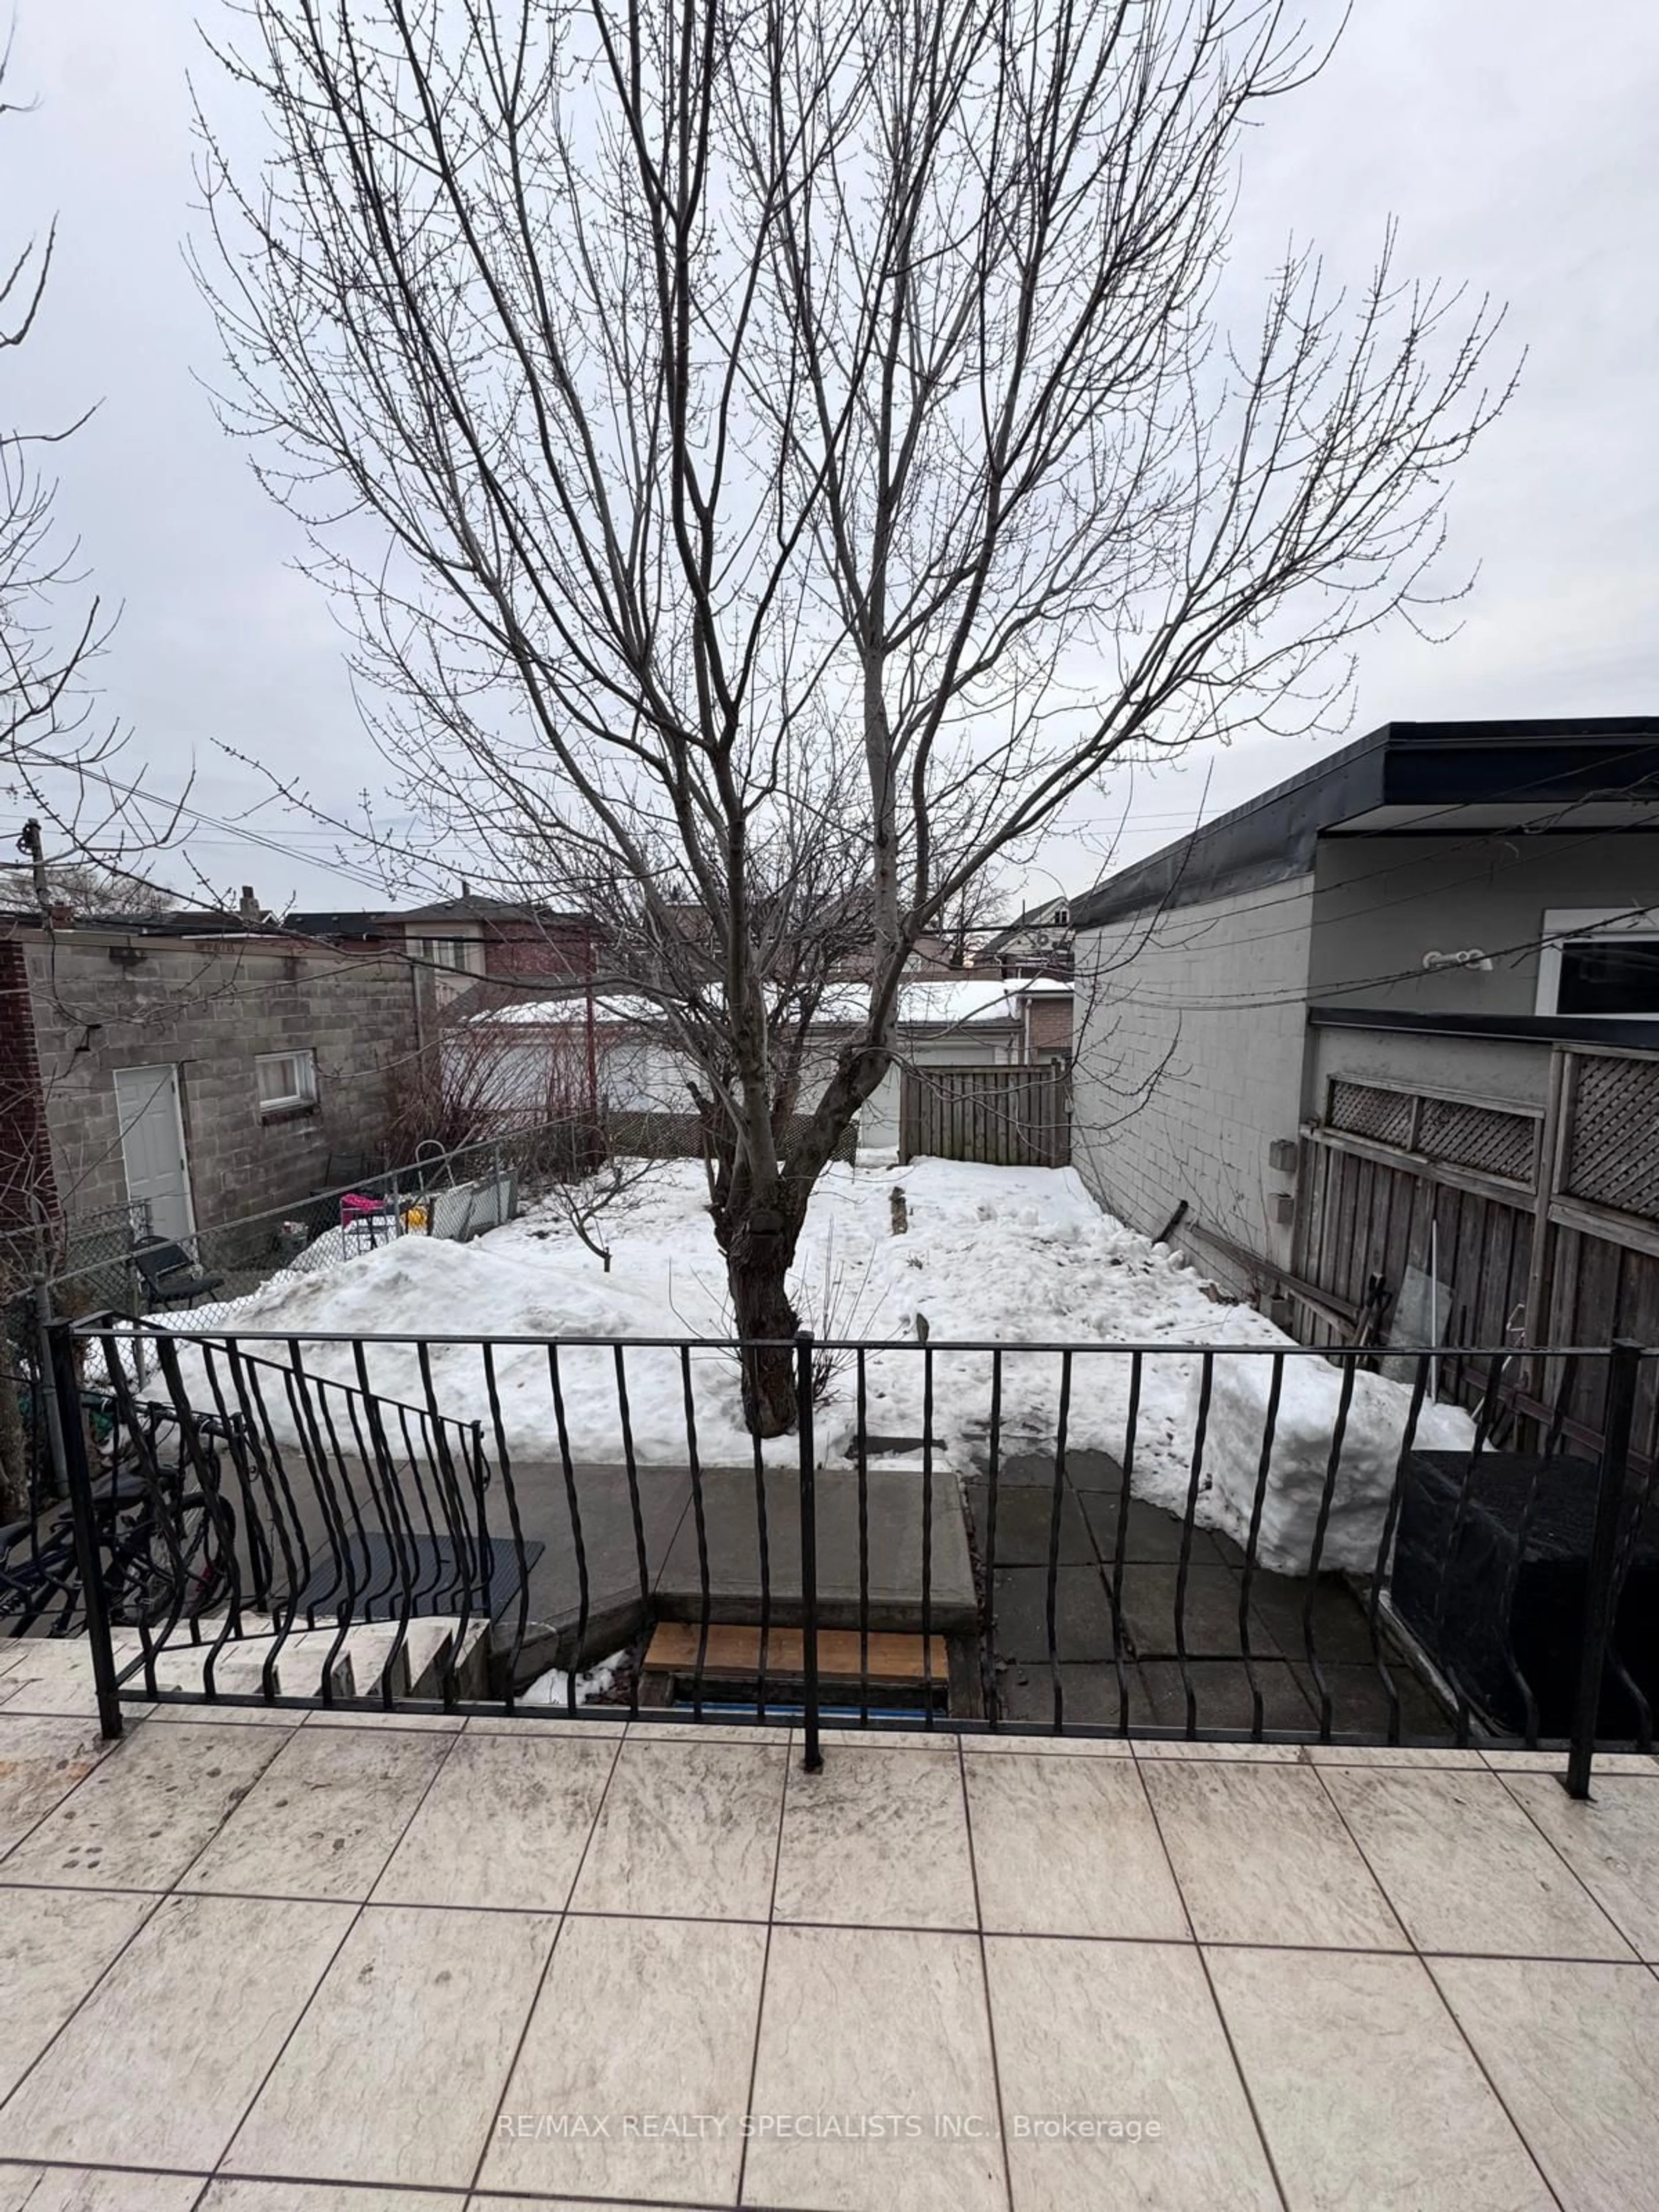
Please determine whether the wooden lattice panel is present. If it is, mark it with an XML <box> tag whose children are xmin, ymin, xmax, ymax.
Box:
<box><xmin>1327</xmin><ymin>1080</ymin><xmax>1414</xmax><ymax>1147</ymax></box>
<box><xmin>1565</xmin><ymin>1055</ymin><xmax>1659</xmax><ymax>1221</ymax></box>
<box><xmin>1416</xmin><ymin>1096</ymin><xmax>1537</xmax><ymax>1187</ymax></box>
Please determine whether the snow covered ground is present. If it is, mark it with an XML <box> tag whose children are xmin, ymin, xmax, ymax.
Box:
<box><xmin>161</xmin><ymin>1157</ymin><xmax>1470</xmax><ymax>1569</ymax></box>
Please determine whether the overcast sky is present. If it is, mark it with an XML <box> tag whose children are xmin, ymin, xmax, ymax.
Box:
<box><xmin>3</xmin><ymin>1</ymin><xmax>1656</xmax><ymax>914</ymax></box>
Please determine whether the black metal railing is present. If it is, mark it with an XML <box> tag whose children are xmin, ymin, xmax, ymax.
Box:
<box><xmin>40</xmin><ymin>1319</ymin><xmax>1659</xmax><ymax>1796</ymax></box>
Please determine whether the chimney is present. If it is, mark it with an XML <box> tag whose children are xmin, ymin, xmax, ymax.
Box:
<box><xmin>238</xmin><ymin>884</ymin><xmax>263</xmax><ymax>928</ymax></box>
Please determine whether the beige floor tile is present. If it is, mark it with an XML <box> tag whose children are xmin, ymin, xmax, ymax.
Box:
<box><xmin>1209</xmin><ymin>1945</ymin><xmax>1553</xmax><ymax>2210</ymax></box>
<box><xmin>743</xmin><ymin>1924</ymin><xmax>1005</xmax><ymax>2212</ymax></box>
<box><xmin>179</xmin><ymin>1724</ymin><xmax>451</xmax><ymax>1899</ymax></box>
<box><xmin>1319</xmin><ymin>1766</ymin><xmax>1634</xmax><ymax>1958</ymax></box>
<box><xmin>569</xmin><ymin>1738</ymin><xmax>785</xmax><ymax>1919</ymax></box>
<box><xmin>1433</xmin><ymin>1956</ymin><xmax>1659</xmax><ymax>2212</ymax></box>
<box><xmin>774</xmin><ymin>1747</ymin><xmax>977</xmax><ymax>1929</ymax></box>
<box><xmin>986</xmin><ymin>1935</ymin><xmax>1278</xmax><ymax>2212</ymax></box>
<box><xmin>1144</xmin><ymin>1760</ymin><xmax>1405</xmax><ymax>1948</ymax></box>
<box><xmin>300</xmin><ymin>1706</ymin><xmax>465</xmax><ymax>1729</ymax></box>
<box><xmin>374</xmin><ymin>1729</ymin><xmax>617</xmax><ymax>1910</ymax></box>
<box><xmin>626</xmin><ymin>1720</ymin><xmax>794</xmax><ymax>1745</ymax></box>
<box><xmin>461</xmin><ymin>2201</ymin><xmax>668</xmax><ymax>2212</ymax></box>
<box><xmin>1500</xmin><ymin>1774</ymin><xmax>1659</xmax><ymax>1961</ymax></box>
<box><xmin>463</xmin><ymin>1713</ymin><xmax>626</xmax><ymax>1737</ymax></box>
<box><xmin>966</xmin><ymin>1751</ymin><xmax>1187</xmax><ymax>1939</ymax></box>
<box><xmin>0</xmin><ymin>1642</ymin><xmax>119</xmax><ymax>1718</ymax></box>
<box><xmin>3</xmin><ymin>1721</ymin><xmax>286</xmax><ymax>1889</ymax></box>
<box><xmin>0</xmin><ymin>1885</ymin><xmax>155</xmax><ymax>2099</ymax></box>
<box><xmin>810</xmin><ymin>1728</ymin><xmax>960</xmax><ymax>1753</ymax></box>
<box><xmin>961</xmin><ymin>1732</ymin><xmax>1133</xmax><ymax>1756</ymax></box>
<box><xmin>202</xmin><ymin>2186</ymin><xmax>464</xmax><ymax>2210</ymax></box>
<box><xmin>226</xmin><ymin>1902</ymin><xmax>557</xmax><ymax>2189</ymax></box>
<box><xmin>1132</xmin><ymin>1739</ymin><xmax>1304</xmax><ymax>1762</ymax></box>
<box><xmin>0</xmin><ymin>2167</ymin><xmax>205</xmax><ymax>2210</ymax></box>
<box><xmin>1481</xmin><ymin>1749</ymin><xmax>1659</xmax><ymax>1776</ymax></box>
<box><xmin>143</xmin><ymin>1701</ymin><xmax>297</xmax><ymax>1724</ymax></box>
<box><xmin>482</xmin><ymin>1913</ymin><xmax>766</xmax><ymax>2204</ymax></box>
<box><xmin>1302</xmin><ymin>1743</ymin><xmax>1486</xmax><ymax>1767</ymax></box>
<box><xmin>0</xmin><ymin>1716</ymin><xmax>111</xmax><ymax>1856</ymax></box>
<box><xmin>0</xmin><ymin>1891</ymin><xmax>352</xmax><ymax>2169</ymax></box>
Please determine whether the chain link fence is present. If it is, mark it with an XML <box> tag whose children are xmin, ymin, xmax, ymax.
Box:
<box><xmin>0</xmin><ymin>1121</ymin><xmax>603</xmax><ymax>1516</ymax></box>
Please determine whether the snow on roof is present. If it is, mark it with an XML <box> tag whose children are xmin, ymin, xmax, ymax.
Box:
<box><xmin>471</xmin><ymin>973</ymin><xmax>1071</xmax><ymax>1033</ymax></box>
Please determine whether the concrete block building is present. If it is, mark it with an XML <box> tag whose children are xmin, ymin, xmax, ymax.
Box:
<box><xmin>1070</xmin><ymin>718</ymin><xmax>1659</xmax><ymax>1450</ymax></box>
<box><xmin>0</xmin><ymin>912</ymin><xmax>421</xmax><ymax>1262</ymax></box>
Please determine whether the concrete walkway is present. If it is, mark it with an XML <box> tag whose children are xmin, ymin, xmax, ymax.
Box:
<box><xmin>230</xmin><ymin>1455</ymin><xmax>978</xmax><ymax>1679</ymax></box>
<box><xmin>0</xmin><ymin>1634</ymin><xmax>1656</xmax><ymax>2208</ymax></box>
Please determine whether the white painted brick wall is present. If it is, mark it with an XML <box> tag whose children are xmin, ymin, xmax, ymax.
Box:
<box><xmin>1070</xmin><ymin>877</ymin><xmax>1316</xmax><ymax>1292</ymax></box>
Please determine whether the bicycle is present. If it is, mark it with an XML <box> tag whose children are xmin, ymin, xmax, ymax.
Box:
<box><xmin>0</xmin><ymin>1399</ymin><xmax>238</xmax><ymax>1633</ymax></box>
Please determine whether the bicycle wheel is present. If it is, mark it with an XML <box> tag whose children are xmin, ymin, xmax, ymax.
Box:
<box><xmin>108</xmin><ymin>1498</ymin><xmax>232</xmax><ymax>1627</ymax></box>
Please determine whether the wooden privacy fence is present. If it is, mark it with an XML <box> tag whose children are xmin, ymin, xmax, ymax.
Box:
<box><xmin>1290</xmin><ymin>1045</ymin><xmax>1659</xmax><ymax>1473</ymax></box>
<box><xmin>899</xmin><ymin>1063</ymin><xmax>1071</xmax><ymax>1169</ymax></box>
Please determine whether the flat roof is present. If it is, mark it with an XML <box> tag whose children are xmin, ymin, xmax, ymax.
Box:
<box><xmin>1071</xmin><ymin>717</ymin><xmax>1659</xmax><ymax>929</ymax></box>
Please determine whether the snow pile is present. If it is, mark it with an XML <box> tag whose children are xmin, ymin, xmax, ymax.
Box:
<box><xmin>521</xmin><ymin>1649</ymin><xmax>626</xmax><ymax>1709</ymax></box>
<box><xmin>159</xmin><ymin>1157</ymin><xmax>1473</xmax><ymax>1559</ymax></box>
<box><xmin>1195</xmin><ymin>1311</ymin><xmax>1476</xmax><ymax>1573</ymax></box>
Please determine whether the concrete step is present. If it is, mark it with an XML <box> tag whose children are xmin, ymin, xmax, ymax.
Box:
<box><xmin>113</xmin><ymin>1615</ymin><xmax>490</xmax><ymax>1705</ymax></box>
<box><xmin>115</xmin><ymin>1624</ymin><xmax>355</xmax><ymax>1702</ymax></box>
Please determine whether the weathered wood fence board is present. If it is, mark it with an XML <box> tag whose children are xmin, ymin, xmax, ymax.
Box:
<box><xmin>1290</xmin><ymin>1046</ymin><xmax>1659</xmax><ymax>1471</ymax></box>
<box><xmin>899</xmin><ymin>1065</ymin><xmax>1071</xmax><ymax>1168</ymax></box>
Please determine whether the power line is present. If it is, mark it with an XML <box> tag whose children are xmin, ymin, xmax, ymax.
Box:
<box><xmin>1090</xmin><ymin>898</ymin><xmax>1659</xmax><ymax>1015</ymax></box>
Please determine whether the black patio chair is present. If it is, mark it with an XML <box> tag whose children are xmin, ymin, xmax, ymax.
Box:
<box><xmin>131</xmin><ymin>1235</ymin><xmax>225</xmax><ymax>1311</ymax></box>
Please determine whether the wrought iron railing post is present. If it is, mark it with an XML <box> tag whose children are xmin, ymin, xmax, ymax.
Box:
<box><xmin>44</xmin><ymin>1320</ymin><xmax>124</xmax><ymax>1740</ymax></box>
<box><xmin>1563</xmin><ymin>1339</ymin><xmax>1642</xmax><ymax>1800</ymax></box>
<box><xmin>796</xmin><ymin>1329</ymin><xmax>822</xmax><ymax>1773</ymax></box>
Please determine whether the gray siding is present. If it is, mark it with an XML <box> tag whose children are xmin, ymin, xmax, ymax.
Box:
<box><xmin>1309</xmin><ymin>833</ymin><xmax>1659</xmax><ymax>1017</ymax></box>
<box><xmin>1071</xmin><ymin>879</ymin><xmax>1314</xmax><ymax>1293</ymax></box>
<box><xmin>1307</xmin><ymin>1024</ymin><xmax>1551</xmax><ymax>1115</ymax></box>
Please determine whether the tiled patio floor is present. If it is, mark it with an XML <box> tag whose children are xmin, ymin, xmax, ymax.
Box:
<box><xmin>0</xmin><ymin>1636</ymin><xmax>1657</xmax><ymax>2209</ymax></box>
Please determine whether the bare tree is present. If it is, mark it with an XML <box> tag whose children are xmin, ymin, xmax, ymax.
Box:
<box><xmin>195</xmin><ymin>0</ymin><xmax>1512</xmax><ymax>1432</ymax></box>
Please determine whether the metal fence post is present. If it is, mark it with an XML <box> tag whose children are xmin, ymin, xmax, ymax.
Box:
<box><xmin>44</xmin><ymin>1319</ymin><xmax>124</xmax><ymax>1741</ymax></box>
<box><xmin>796</xmin><ymin>1329</ymin><xmax>823</xmax><ymax>1774</ymax></box>
<box><xmin>1563</xmin><ymin>1338</ymin><xmax>1642</xmax><ymax>1800</ymax></box>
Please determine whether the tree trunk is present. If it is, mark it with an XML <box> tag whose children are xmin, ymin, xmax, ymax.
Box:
<box><xmin>726</xmin><ymin>1215</ymin><xmax>802</xmax><ymax>1439</ymax></box>
<box><xmin>706</xmin><ymin>1040</ymin><xmax>894</xmax><ymax>1438</ymax></box>
<box><xmin>0</xmin><ymin>1359</ymin><xmax>29</xmax><ymax>1524</ymax></box>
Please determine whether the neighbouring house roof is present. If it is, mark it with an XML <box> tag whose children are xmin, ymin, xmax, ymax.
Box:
<box><xmin>977</xmin><ymin>894</ymin><xmax>1075</xmax><ymax>958</ymax></box>
<box><xmin>394</xmin><ymin>895</ymin><xmax>589</xmax><ymax>927</ymax></box>
<box><xmin>281</xmin><ymin>912</ymin><xmax>397</xmax><ymax>941</ymax></box>
<box><xmin>0</xmin><ymin>906</ymin><xmax>391</xmax><ymax>947</ymax></box>
<box><xmin>1071</xmin><ymin>717</ymin><xmax>1659</xmax><ymax>932</ymax></box>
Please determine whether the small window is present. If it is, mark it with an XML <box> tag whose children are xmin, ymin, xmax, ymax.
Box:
<box><xmin>256</xmin><ymin>1049</ymin><xmax>317</xmax><ymax>1115</ymax></box>
<box><xmin>1557</xmin><ymin>939</ymin><xmax>1659</xmax><ymax>1016</ymax></box>
<box><xmin>419</xmin><ymin>935</ymin><xmax>470</xmax><ymax>971</ymax></box>
<box><xmin>1536</xmin><ymin>909</ymin><xmax>1659</xmax><ymax>1019</ymax></box>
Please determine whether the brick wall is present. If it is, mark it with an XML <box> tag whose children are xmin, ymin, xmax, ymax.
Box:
<box><xmin>22</xmin><ymin>930</ymin><xmax>420</xmax><ymax>1233</ymax></box>
<box><xmin>1024</xmin><ymin>994</ymin><xmax>1074</xmax><ymax>1055</ymax></box>
<box><xmin>0</xmin><ymin>942</ymin><xmax>56</xmax><ymax>1233</ymax></box>
<box><xmin>1070</xmin><ymin>880</ymin><xmax>1315</xmax><ymax>1294</ymax></box>
<box><xmin>482</xmin><ymin>918</ymin><xmax>591</xmax><ymax>982</ymax></box>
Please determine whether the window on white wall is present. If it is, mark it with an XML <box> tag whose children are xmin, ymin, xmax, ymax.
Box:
<box><xmin>256</xmin><ymin>1048</ymin><xmax>318</xmax><ymax>1115</ymax></box>
<box><xmin>417</xmin><ymin>935</ymin><xmax>473</xmax><ymax>971</ymax></box>
<box><xmin>1535</xmin><ymin>909</ymin><xmax>1659</xmax><ymax>1019</ymax></box>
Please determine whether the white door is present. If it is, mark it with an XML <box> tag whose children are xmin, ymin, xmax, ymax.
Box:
<box><xmin>114</xmin><ymin>1064</ymin><xmax>195</xmax><ymax>1243</ymax></box>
